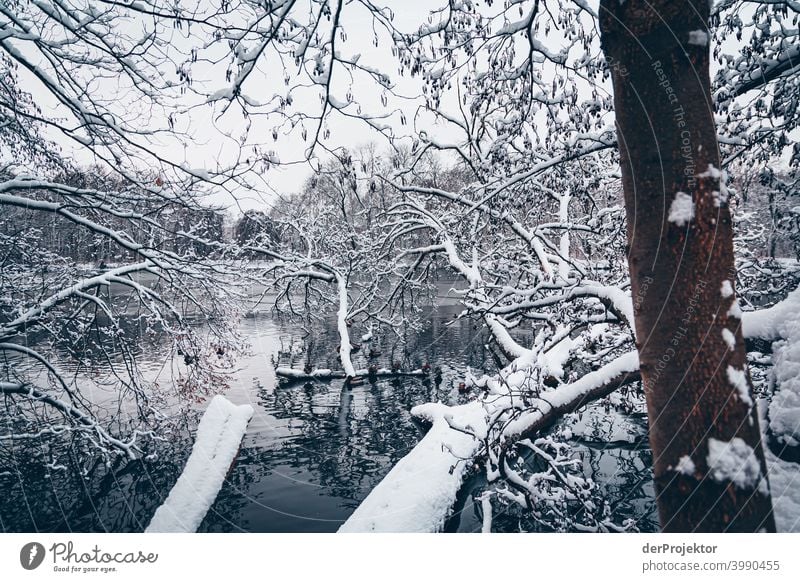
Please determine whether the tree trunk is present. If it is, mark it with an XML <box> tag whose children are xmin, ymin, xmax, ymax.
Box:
<box><xmin>599</xmin><ymin>0</ymin><xmax>775</xmax><ymax>532</ymax></box>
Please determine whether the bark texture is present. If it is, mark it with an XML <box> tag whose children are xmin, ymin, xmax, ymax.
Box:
<box><xmin>599</xmin><ymin>0</ymin><xmax>775</xmax><ymax>532</ymax></box>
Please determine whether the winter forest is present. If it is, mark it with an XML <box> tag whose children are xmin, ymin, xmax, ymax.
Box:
<box><xmin>1</xmin><ymin>0</ymin><xmax>799</xmax><ymax>534</ymax></box>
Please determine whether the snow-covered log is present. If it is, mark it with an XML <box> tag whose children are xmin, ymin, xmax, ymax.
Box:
<box><xmin>146</xmin><ymin>396</ymin><xmax>254</xmax><ymax>533</ymax></box>
<box><xmin>339</xmin><ymin>401</ymin><xmax>486</xmax><ymax>532</ymax></box>
<box><xmin>339</xmin><ymin>351</ymin><xmax>640</xmax><ymax>532</ymax></box>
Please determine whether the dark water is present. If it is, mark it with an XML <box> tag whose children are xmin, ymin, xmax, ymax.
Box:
<box><xmin>0</xmin><ymin>301</ymin><xmax>657</xmax><ymax>533</ymax></box>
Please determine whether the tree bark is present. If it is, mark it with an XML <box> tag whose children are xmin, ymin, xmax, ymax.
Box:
<box><xmin>599</xmin><ymin>0</ymin><xmax>775</xmax><ymax>532</ymax></box>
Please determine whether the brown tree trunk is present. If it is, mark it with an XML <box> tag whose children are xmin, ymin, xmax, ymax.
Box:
<box><xmin>599</xmin><ymin>0</ymin><xmax>776</xmax><ymax>532</ymax></box>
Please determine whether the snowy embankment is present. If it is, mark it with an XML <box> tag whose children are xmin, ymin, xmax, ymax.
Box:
<box><xmin>766</xmin><ymin>449</ymin><xmax>800</xmax><ymax>532</ymax></box>
<box><xmin>749</xmin><ymin>287</ymin><xmax>800</xmax><ymax>530</ymax></box>
<box><xmin>756</xmin><ymin>394</ymin><xmax>800</xmax><ymax>532</ymax></box>
<box><xmin>146</xmin><ymin>395</ymin><xmax>254</xmax><ymax>533</ymax></box>
<box><xmin>742</xmin><ymin>287</ymin><xmax>800</xmax><ymax>450</ymax></box>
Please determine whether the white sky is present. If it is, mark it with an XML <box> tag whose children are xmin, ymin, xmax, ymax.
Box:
<box><xmin>15</xmin><ymin>0</ymin><xmax>477</xmax><ymax>214</ymax></box>
<box><xmin>12</xmin><ymin>0</ymin><xmax>792</xmax><ymax>217</ymax></box>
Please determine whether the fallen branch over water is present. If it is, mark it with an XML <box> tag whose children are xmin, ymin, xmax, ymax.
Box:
<box><xmin>275</xmin><ymin>367</ymin><xmax>425</xmax><ymax>382</ymax></box>
<box><xmin>339</xmin><ymin>401</ymin><xmax>486</xmax><ymax>532</ymax></box>
<box><xmin>339</xmin><ymin>351</ymin><xmax>641</xmax><ymax>532</ymax></box>
<box><xmin>337</xmin><ymin>290</ymin><xmax>800</xmax><ymax>533</ymax></box>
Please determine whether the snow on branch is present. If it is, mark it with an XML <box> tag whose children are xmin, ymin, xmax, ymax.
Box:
<box><xmin>341</xmin><ymin>350</ymin><xmax>641</xmax><ymax>532</ymax></box>
<box><xmin>741</xmin><ymin>287</ymin><xmax>800</xmax><ymax>341</ymax></box>
<box><xmin>0</xmin><ymin>381</ymin><xmax>138</xmax><ymax>458</ymax></box>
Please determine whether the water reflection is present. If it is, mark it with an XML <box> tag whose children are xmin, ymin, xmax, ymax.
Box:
<box><xmin>444</xmin><ymin>407</ymin><xmax>659</xmax><ymax>533</ymax></box>
<box><xmin>0</xmin><ymin>303</ymin><xmax>657</xmax><ymax>532</ymax></box>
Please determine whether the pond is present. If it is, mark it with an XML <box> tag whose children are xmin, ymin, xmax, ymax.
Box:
<box><xmin>0</xmin><ymin>294</ymin><xmax>658</xmax><ymax>533</ymax></box>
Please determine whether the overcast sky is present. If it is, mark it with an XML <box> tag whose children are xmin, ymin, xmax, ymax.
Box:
<box><xmin>15</xmin><ymin>0</ymin><xmax>479</xmax><ymax>214</ymax></box>
<box><xmin>18</xmin><ymin>0</ymin><xmax>791</xmax><ymax>217</ymax></box>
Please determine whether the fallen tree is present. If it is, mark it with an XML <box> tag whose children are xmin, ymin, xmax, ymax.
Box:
<box><xmin>340</xmin><ymin>289</ymin><xmax>800</xmax><ymax>532</ymax></box>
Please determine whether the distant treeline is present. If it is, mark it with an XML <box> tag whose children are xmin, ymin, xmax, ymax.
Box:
<box><xmin>0</xmin><ymin>168</ymin><xmax>284</xmax><ymax>264</ymax></box>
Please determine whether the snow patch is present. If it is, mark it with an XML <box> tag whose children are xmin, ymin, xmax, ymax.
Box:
<box><xmin>743</xmin><ymin>287</ymin><xmax>800</xmax><ymax>449</ymax></box>
<box><xmin>706</xmin><ymin>437</ymin><xmax>762</xmax><ymax>490</ymax></box>
<box><xmin>766</xmin><ymin>446</ymin><xmax>800</xmax><ymax>532</ymax></box>
<box><xmin>146</xmin><ymin>395</ymin><xmax>254</xmax><ymax>532</ymax></box>
<box><xmin>722</xmin><ymin>328</ymin><xmax>736</xmax><ymax>350</ymax></box>
<box><xmin>675</xmin><ymin>455</ymin><xmax>696</xmax><ymax>475</ymax></box>
<box><xmin>668</xmin><ymin>192</ymin><xmax>695</xmax><ymax>227</ymax></box>
<box><xmin>721</xmin><ymin>280</ymin><xmax>734</xmax><ymax>298</ymax></box>
<box><xmin>687</xmin><ymin>30</ymin><xmax>709</xmax><ymax>46</ymax></box>
<box><xmin>698</xmin><ymin>164</ymin><xmax>722</xmax><ymax>179</ymax></box>
<box><xmin>769</xmin><ymin>335</ymin><xmax>800</xmax><ymax>448</ymax></box>
<box><xmin>741</xmin><ymin>286</ymin><xmax>800</xmax><ymax>341</ymax></box>
<box><xmin>712</xmin><ymin>189</ymin><xmax>729</xmax><ymax>208</ymax></box>
<box><xmin>727</xmin><ymin>365</ymin><xmax>752</xmax><ymax>407</ymax></box>
<box><xmin>537</xmin><ymin>333</ymin><xmax>581</xmax><ymax>379</ymax></box>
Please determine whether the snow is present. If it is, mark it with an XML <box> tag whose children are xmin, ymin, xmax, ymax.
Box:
<box><xmin>739</xmin><ymin>286</ymin><xmax>800</xmax><ymax>448</ymax></box>
<box><xmin>504</xmin><ymin>351</ymin><xmax>640</xmax><ymax>438</ymax></box>
<box><xmin>712</xmin><ymin>189</ymin><xmax>729</xmax><ymax>208</ymax></box>
<box><xmin>328</xmin><ymin>95</ymin><xmax>350</xmax><ymax>109</ymax></box>
<box><xmin>336</xmin><ymin>283</ymin><xmax>800</xmax><ymax>533</ymax></box>
<box><xmin>688</xmin><ymin>30</ymin><xmax>709</xmax><ymax>46</ymax></box>
<box><xmin>207</xmin><ymin>87</ymin><xmax>234</xmax><ymax>102</ymax></box>
<box><xmin>335</xmin><ymin>274</ymin><xmax>357</xmax><ymax>377</ymax></box>
<box><xmin>538</xmin><ymin>333</ymin><xmax>580</xmax><ymax>379</ymax></box>
<box><xmin>706</xmin><ymin>437</ymin><xmax>763</xmax><ymax>491</ymax></box>
<box><xmin>675</xmin><ymin>455</ymin><xmax>696</xmax><ymax>475</ymax></box>
<box><xmin>751</xmin><ymin>397</ymin><xmax>800</xmax><ymax>531</ymax></box>
<box><xmin>338</xmin><ymin>400</ymin><xmax>485</xmax><ymax>532</ymax></box>
<box><xmin>722</xmin><ymin>328</ymin><xmax>736</xmax><ymax>350</ymax></box>
<box><xmin>558</xmin><ymin>192</ymin><xmax>571</xmax><ymax>280</ymax></box>
<box><xmin>275</xmin><ymin>367</ymin><xmax>334</xmax><ymax>378</ymax></box>
<box><xmin>721</xmin><ymin>279</ymin><xmax>734</xmax><ymax>298</ymax></box>
<box><xmin>766</xmin><ymin>447</ymin><xmax>800</xmax><ymax>532</ymax></box>
<box><xmin>571</xmin><ymin>283</ymin><xmax>636</xmax><ymax>335</ymax></box>
<box><xmin>698</xmin><ymin>164</ymin><xmax>722</xmax><ymax>179</ymax></box>
<box><xmin>726</xmin><ymin>365</ymin><xmax>752</xmax><ymax>407</ymax></box>
<box><xmin>145</xmin><ymin>395</ymin><xmax>254</xmax><ymax>533</ymax></box>
<box><xmin>338</xmin><ymin>349</ymin><xmax>637</xmax><ymax>532</ymax></box>
<box><xmin>769</xmin><ymin>335</ymin><xmax>800</xmax><ymax>447</ymax></box>
<box><xmin>728</xmin><ymin>299</ymin><xmax>743</xmax><ymax>319</ymax></box>
<box><xmin>741</xmin><ymin>286</ymin><xmax>800</xmax><ymax>341</ymax></box>
<box><xmin>480</xmin><ymin>493</ymin><xmax>493</xmax><ymax>533</ymax></box>
<box><xmin>668</xmin><ymin>192</ymin><xmax>695</xmax><ymax>227</ymax></box>
<box><xmin>275</xmin><ymin>367</ymin><xmax>423</xmax><ymax>379</ymax></box>
<box><xmin>443</xmin><ymin>238</ymin><xmax>481</xmax><ymax>288</ymax></box>
<box><xmin>486</xmin><ymin>314</ymin><xmax>528</xmax><ymax>359</ymax></box>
